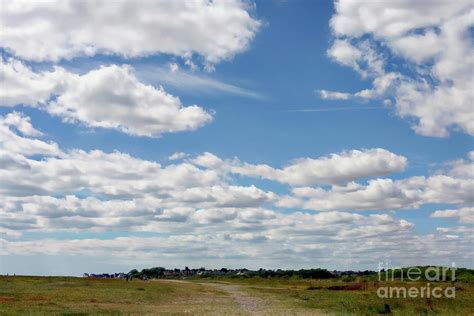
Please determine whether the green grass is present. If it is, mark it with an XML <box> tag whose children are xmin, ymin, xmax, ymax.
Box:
<box><xmin>193</xmin><ymin>277</ymin><xmax>474</xmax><ymax>315</ymax></box>
<box><xmin>1</xmin><ymin>275</ymin><xmax>473</xmax><ymax>315</ymax></box>
<box><xmin>0</xmin><ymin>276</ymin><xmax>237</xmax><ymax>315</ymax></box>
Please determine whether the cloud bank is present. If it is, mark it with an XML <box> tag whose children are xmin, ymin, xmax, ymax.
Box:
<box><xmin>1</xmin><ymin>113</ymin><xmax>472</xmax><ymax>269</ymax></box>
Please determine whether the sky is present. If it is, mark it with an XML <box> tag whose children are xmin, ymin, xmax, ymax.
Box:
<box><xmin>0</xmin><ymin>0</ymin><xmax>473</xmax><ymax>276</ymax></box>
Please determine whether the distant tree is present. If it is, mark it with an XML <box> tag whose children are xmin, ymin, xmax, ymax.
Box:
<box><xmin>140</xmin><ymin>267</ymin><xmax>165</xmax><ymax>279</ymax></box>
<box><xmin>293</xmin><ymin>269</ymin><xmax>334</xmax><ymax>279</ymax></box>
<box><xmin>128</xmin><ymin>269</ymin><xmax>141</xmax><ymax>279</ymax></box>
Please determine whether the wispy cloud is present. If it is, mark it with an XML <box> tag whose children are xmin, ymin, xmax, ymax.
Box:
<box><xmin>135</xmin><ymin>65</ymin><xmax>264</xmax><ymax>100</ymax></box>
<box><xmin>280</xmin><ymin>106</ymin><xmax>385</xmax><ymax>113</ymax></box>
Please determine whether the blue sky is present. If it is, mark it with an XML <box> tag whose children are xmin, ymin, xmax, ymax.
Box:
<box><xmin>0</xmin><ymin>0</ymin><xmax>472</xmax><ymax>275</ymax></box>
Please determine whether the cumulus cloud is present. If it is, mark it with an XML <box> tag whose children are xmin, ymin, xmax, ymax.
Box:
<box><xmin>0</xmin><ymin>0</ymin><xmax>260</xmax><ymax>138</ymax></box>
<box><xmin>276</xmin><ymin>151</ymin><xmax>474</xmax><ymax>212</ymax></box>
<box><xmin>431</xmin><ymin>207</ymin><xmax>474</xmax><ymax>224</ymax></box>
<box><xmin>0</xmin><ymin>211</ymin><xmax>420</xmax><ymax>260</ymax></box>
<box><xmin>0</xmin><ymin>57</ymin><xmax>69</xmax><ymax>107</ymax></box>
<box><xmin>0</xmin><ymin>58</ymin><xmax>213</xmax><ymax>137</ymax></box>
<box><xmin>48</xmin><ymin>65</ymin><xmax>213</xmax><ymax>137</ymax></box>
<box><xmin>319</xmin><ymin>39</ymin><xmax>400</xmax><ymax>101</ymax></box>
<box><xmin>0</xmin><ymin>0</ymin><xmax>261</xmax><ymax>66</ymax></box>
<box><xmin>326</xmin><ymin>39</ymin><xmax>362</xmax><ymax>70</ymax></box>
<box><xmin>447</xmin><ymin>151</ymin><xmax>474</xmax><ymax>178</ymax></box>
<box><xmin>277</xmin><ymin>179</ymin><xmax>420</xmax><ymax>211</ymax></box>
<box><xmin>193</xmin><ymin>148</ymin><xmax>407</xmax><ymax>186</ymax></box>
<box><xmin>277</xmin><ymin>172</ymin><xmax>474</xmax><ymax>212</ymax></box>
<box><xmin>330</xmin><ymin>1</ymin><xmax>469</xmax><ymax>39</ymax></box>
<box><xmin>0</xmin><ymin>113</ymin><xmax>278</xmax><ymax>225</ymax></box>
<box><xmin>326</xmin><ymin>39</ymin><xmax>384</xmax><ymax>79</ymax></box>
<box><xmin>0</xmin><ymin>112</ymin><xmax>60</xmax><ymax>156</ymax></box>
<box><xmin>2</xmin><ymin>114</ymin><xmax>472</xmax><ymax>222</ymax></box>
<box><xmin>395</xmin><ymin>78</ymin><xmax>473</xmax><ymax>137</ymax></box>
<box><xmin>2</xmin><ymin>210</ymin><xmax>473</xmax><ymax>270</ymax></box>
<box><xmin>2</xmin><ymin>112</ymin><xmax>42</xmax><ymax>137</ymax></box>
<box><xmin>1</xmin><ymin>113</ymin><xmax>473</xmax><ymax>269</ymax></box>
<box><xmin>321</xmin><ymin>0</ymin><xmax>473</xmax><ymax>137</ymax></box>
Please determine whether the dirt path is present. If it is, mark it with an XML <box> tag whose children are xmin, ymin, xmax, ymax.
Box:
<box><xmin>159</xmin><ymin>280</ymin><xmax>265</xmax><ymax>314</ymax></box>
<box><xmin>195</xmin><ymin>282</ymin><xmax>330</xmax><ymax>315</ymax></box>
<box><xmin>150</xmin><ymin>279</ymin><xmax>335</xmax><ymax>315</ymax></box>
<box><xmin>205</xmin><ymin>282</ymin><xmax>265</xmax><ymax>314</ymax></box>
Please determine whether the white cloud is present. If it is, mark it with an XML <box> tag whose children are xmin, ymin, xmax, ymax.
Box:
<box><xmin>389</xmin><ymin>31</ymin><xmax>443</xmax><ymax>64</ymax></box>
<box><xmin>3</xmin><ymin>112</ymin><xmax>42</xmax><ymax>137</ymax></box>
<box><xmin>1</xmin><ymin>58</ymin><xmax>213</xmax><ymax>137</ymax></box>
<box><xmin>431</xmin><ymin>207</ymin><xmax>474</xmax><ymax>224</ymax></box>
<box><xmin>279</xmin><ymin>179</ymin><xmax>421</xmax><ymax>211</ymax></box>
<box><xmin>318</xmin><ymin>90</ymin><xmax>351</xmax><ymax>100</ymax></box>
<box><xmin>447</xmin><ymin>151</ymin><xmax>474</xmax><ymax>178</ymax></box>
<box><xmin>2</xmin><ymin>210</ymin><xmax>473</xmax><ymax>271</ymax></box>
<box><xmin>0</xmin><ymin>57</ymin><xmax>69</xmax><ymax>107</ymax></box>
<box><xmin>354</xmin><ymin>73</ymin><xmax>400</xmax><ymax>99</ymax></box>
<box><xmin>277</xmin><ymin>151</ymin><xmax>474</xmax><ymax>212</ymax></box>
<box><xmin>193</xmin><ymin>148</ymin><xmax>407</xmax><ymax>186</ymax></box>
<box><xmin>0</xmin><ymin>211</ymin><xmax>419</xmax><ymax>257</ymax></box>
<box><xmin>136</xmin><ymin>63</ymin><xmax>264</xmax><ymax>99</ymax></box>
<box><xmin>0</xmin><ymin>0</ymin><xmax>261</xmax><ymax>66</ymax></box>
<box><xmin>168</xmin><ymin>152</ymin><xmax>189</xmax><ymax>161</ymax></box>
<box><xmin>319</xmin><ymin>72</ymin><xmax>400</xmax><ymax>101</ymax></box>
<box><xmin>0</xmin><ymin>112</ymin><xmax>60</xmax><ymax>157</ymax></box>
<box><xmin>277</xmin><ymin>171</ymin><xmax>474</xmax><ymax>212</ymax></box>
<box><xmin>330</xmin><ymin>0</ymin><xmax>470</xmax><ymax>39</ymax></box>
<box><xmin>395</xmin><ymin>78</ymin><xmax>473</xmax><ymax>137</ymax></box>
<box><xmin>1</xmin><ymin>114</ymin><xmax>473</xmax><ymax>270</ymax></box>
<box><xmin>49</xmin><ymin>65</ymin><xmax>213</xmax><ymax>137</ymax></box>
<box><xmin>2</xmin><ymin>114</ymin><xmax>472</xmax><ymax>220</ymax></box>
<box><xmin>326</xmin><ymin>39</ymin><xmax>362</xmax><ymax>70</ymax></box>
<box><xmin>322</xmin><ymin>0</ymin><xmax>473</xmax><ymax>137</ymax></box>
<box><xmin>327</xmin><ymin>39</ymin><xmax>385</xmax><ymax>78</ymax></box>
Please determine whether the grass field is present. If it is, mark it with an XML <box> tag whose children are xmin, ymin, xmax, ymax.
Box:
<box><xmin>0</xmin><ymin>275</ymin><xmax>473</xmax><ymax>315</ymax></box>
